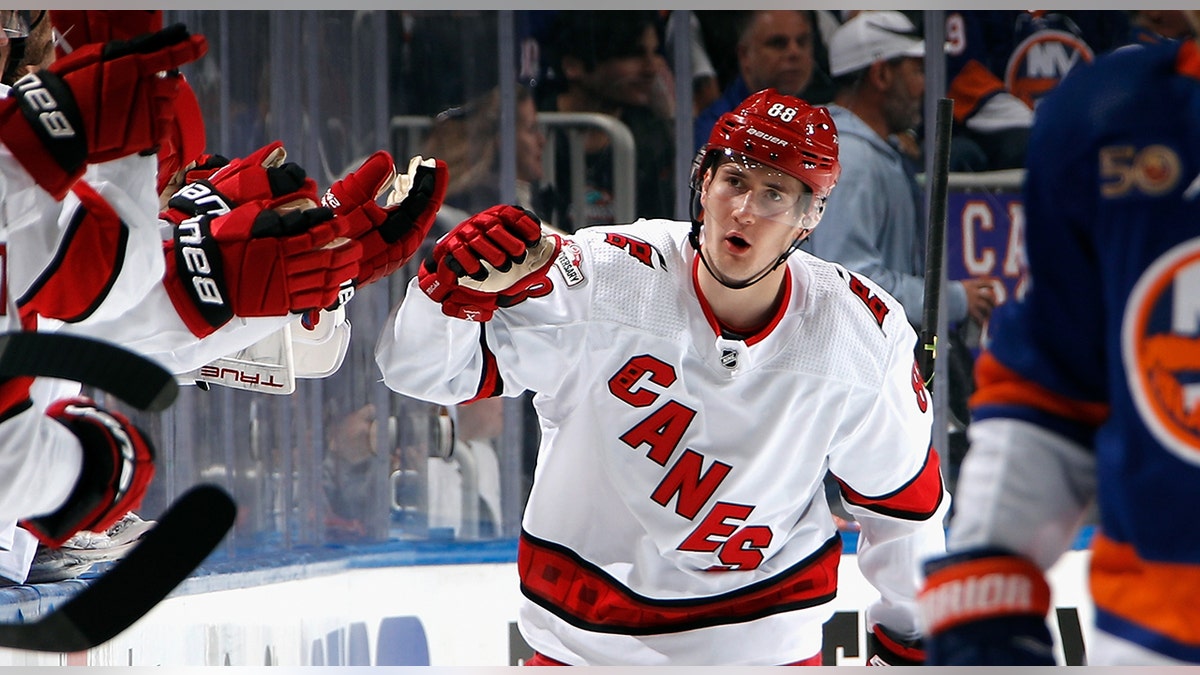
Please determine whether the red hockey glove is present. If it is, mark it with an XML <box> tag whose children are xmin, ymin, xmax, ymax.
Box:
<box><xmin>0</xmin><ymin>23</ymin><xmax>207</xmax><ymax>199</ymax></box>
<box><xmin>321</xmin><ymin>152</ymin><xmax>448</xmax><ymax>291</ymax></box>
<box><xmin>417</xmin><ymin>204</ymin><xmax>560</xmax><ymax>322</ymax></box>
<box><xmin>50</xmin><ymin>10</ymin><xmax>164</xmax><ymax>59</ymax></box>
<box><xmin>21</xmin><ymin>396</ymin><xmax>156</xmax><ymax>547</ymax></box>
<box><xmin>155</xmin><ymin>77</ymin><xmax>206</xmax><ymax>198</ymax></box>
<box><xmin>866</xmin><ymin>624</ymin><xmax>925</xmax><ymax>666</ymax></box>
<box><xmin>163</xmin><ymin>199</ymin><xmax>361</xmax><ymax>337</ymax></box>
<box><xmin>919</xmin><ymin>549</ymin><xmax>1055</xmax><ymax>665</ymax></box>
<box><xmin>161</xmin><ymin>141</ymin><xmax>313</xmax><ymax>224</ymax></box>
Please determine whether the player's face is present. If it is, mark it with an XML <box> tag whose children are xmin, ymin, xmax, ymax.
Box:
<box><xmin>699</xmin><ymin>154</ymin><xmax>812</xmax><ymax>282</ymax></box>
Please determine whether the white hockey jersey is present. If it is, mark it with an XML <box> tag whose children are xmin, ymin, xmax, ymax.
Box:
<box><xmin>377</xmin><ymin>218</ymin><xmax>949</xmax><ymax>665</ymax></box>
<box><xmin>0</xmin><ymin>149</ymin><xmax>165</xmax><ymax>522</ymax></box>
<box><xmin>0</xmin><ymin>147</ymin><xmax>288</xmax><ymax>525</ymax></box>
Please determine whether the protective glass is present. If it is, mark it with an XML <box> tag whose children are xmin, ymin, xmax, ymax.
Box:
<box><xmin>704</xmin><ymin>150</ymin><xmax>815</xmax><ymax>228</ymax></box>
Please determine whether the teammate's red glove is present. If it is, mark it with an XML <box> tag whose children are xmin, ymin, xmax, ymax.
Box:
<box><xmin>50</xmin><ymin>10</ymin><xmax>164</xmax><ymax>59</ymax></box>
<box><xmin>417</xmin><ymin>204</ymin><xmax>560</xmax><ymax>322</ymax></box>
<box><xmin>0</xmin><ymin>23</ymin><xmax>207</xmax><ymax>199</ymax></box>
<box><xmin>163</xmin><ymin>199</ymin><xmax>361</xmax><ymax>337</ymax></box>
<box><xmin>919</xmin><ymin>549</ymin><xmax>1055</xmax><ymax>665</ymax></box>
<box><xmin>321</xmin><ymin>152</ymin><xmax>447</xmax><ymax>290</ymax></box>
<box><xmin>161</xmin><ymin>141</ymin><xmax>313</xmax><ymax>224</ymax></box>
<box><xmin>155</xmin><ymin>77</ymin><xmax>206</xmax><ymax>198</ymax></box>
<box><xmin>20</xmin><ymin>396</ymin><xmax>156</xmax><ymax>548</ymax></box>
<box><xmin>866</xmin><ymin>624</ymin><xmax>925</xmax><ymax>666</ymax></box>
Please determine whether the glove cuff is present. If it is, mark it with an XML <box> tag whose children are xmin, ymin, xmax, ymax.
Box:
<box><xmin>0</xmin><ymin>71</ymin><xmax>87</xmax><ymax>199</ymax></box>
<box><xmin>23</xmin><ymin>398</ymin><xmax>156</xmax><ymax>547</ymax></box>
<box><xmin>162</xmin><ymin>214</ymin><xmax>231</xmax><ymax>337</ymax></box>
<box><xmin>920</xmin><ymin>550</ymin><xmax>1051</xmax><ymax>634</ymax></box>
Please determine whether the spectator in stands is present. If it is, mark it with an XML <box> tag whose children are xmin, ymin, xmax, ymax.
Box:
<box><xmin>804</xmin><ymin>10</ymin><xmax>996</xmax><ymax>333</ymax></box>
<box><xmin>943</xmin><ymin>10</ymin><xmax>1132</xmax><ymax>171</ymax></box>
<box><xmin>693</xmin><ymin>10</ymin><xmax>832</xmax><ymax>153</ymax></box>
<box><xmin>420</xmin><ymin>84</ymin><xmax>552</xmax><ymax>223</ymax></box>
<box><xmin>388</xmin><ymin>11</ymin><xmax>500</xmax><ymax>118</ymax></box>
<box><xmin>538</xmin><ymin>10</ymin><xmax>675</xmax><ymax>231</ymax></box>
<box><xmin>322</xmin><ymin>403</ymin><xmax>380</xmax><ymax>542</ymax></box>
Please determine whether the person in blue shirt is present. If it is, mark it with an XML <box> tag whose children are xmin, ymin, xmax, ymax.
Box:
<box><xmin>692</xmin><ymin>11</ymin><xmax>825</xmax><ymax>155</ymax></box>
<box><xmin>803</xmin><ymin>10</ymin><xmax>996</xmax><ymax>332</ymax></box>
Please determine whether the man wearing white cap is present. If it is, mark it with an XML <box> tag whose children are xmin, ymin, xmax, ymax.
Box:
<box><xmin>803</xmin><ymin>11</ymin><xmax>996</xmax><ymax>334</ymax></box>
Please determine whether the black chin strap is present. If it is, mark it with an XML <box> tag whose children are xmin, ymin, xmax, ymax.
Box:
<box><xmin>688</xmin><ymin>193</ymin><xmax>806</xmax><ymax>290</ymax></box>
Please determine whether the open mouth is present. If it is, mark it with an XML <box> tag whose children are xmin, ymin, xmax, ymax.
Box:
<box><xmin>725</xmin><ymin>233</ymin><xmax>751</xmax><ymax>254</ymax></box>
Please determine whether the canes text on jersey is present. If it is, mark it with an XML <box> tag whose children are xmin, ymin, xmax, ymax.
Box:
<box><xmin>609</xmin><ymin>353</ymin><xmax>772</xmax><ymax>570</ymax></box>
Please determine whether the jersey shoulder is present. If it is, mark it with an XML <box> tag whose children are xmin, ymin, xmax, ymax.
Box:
<box><xmin>1036</xmin><ymin>40</ymin><xmax>1183</xmax><ymax>141</ymax></box>
<box><xmin>566</xmin><ymin>219</ymin><xmax>693</xmax><ymax>337</ymax></box>
<box><xmin>787</xmin><ymin>252</ymin><xmax>917</xmax><ymax>383</ymax></box>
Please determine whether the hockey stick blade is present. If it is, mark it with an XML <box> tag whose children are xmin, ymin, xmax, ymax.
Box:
<box><xmin>0</xmin><ymin>484</ymin><xmax>235</xmax><ymax>652</ymax></box>
<box><xmin>0</xmin><ymin>332</ymin><xmax>178</xmax><ymax>411</ymax></box>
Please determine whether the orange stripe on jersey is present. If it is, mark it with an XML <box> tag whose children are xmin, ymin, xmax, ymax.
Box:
<box><xmin>947</xmin><ymin>60</ymin><xmax>1008</xmax><ymax>124</ymax></box>
<box><xmin>969</xmin><ymin>352</ymin><xmax>1109</xmax><ymax>427</ymax></box>
<box><xmin>1090</xmin><ymin>533</ymin><xmax>1200</xmax><ymax>646</ymax></box>
<box><xmin>837</xmin><ymin>447</ymin><xmax>944</xmax><ymax>519</ymax></box>
<box><xmin>1178</xmin><ymin>39</ymin><xmax>1200</xmax><ymax>80</ymax></box>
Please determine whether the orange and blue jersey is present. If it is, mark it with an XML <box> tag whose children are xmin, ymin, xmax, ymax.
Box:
<box><xmin>944</xmin><ymin>10</ymin><xmax>1130</xmax><ymax>123</ymax></box>
<box><xmin>971</xmin><ymin>37</ymin><xmax>1200</xmax><ymax>661</ymax></box>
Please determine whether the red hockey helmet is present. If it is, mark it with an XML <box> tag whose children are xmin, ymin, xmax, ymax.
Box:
<box><xmin>692</xmin><ymin>88</ymin><xmax>840</xmax><ymax>228</ymax></box>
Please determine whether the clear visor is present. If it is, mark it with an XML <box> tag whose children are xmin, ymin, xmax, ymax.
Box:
<box><xmin>704</xmin><ymin>151</ymin><xmax>816</xmax><ymax>228</ymax></box>
<box><xmin>0</xmin><ymin>11</ymin><xmax>30</xmax><ymax>44</ymax></box>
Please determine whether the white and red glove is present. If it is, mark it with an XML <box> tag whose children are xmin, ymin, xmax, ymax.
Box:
<box><xmin>919</xmin><ymin>549</ymin><xmax>1055</xmax><ymax>665</ymax></box>
<box><xmin>417</xmin><ymin>204</ymin><xmax>560</xmax><ymax>322</ymax></box>
<box><xmin>20</xmin><ymin>396</ymin><xmax>156</xmax><ymax>547</ymax></box>
<box><xmin>321</xmin><ymin>151</ymin><xmax>447</xmax><ymax>291</ymax></box>
<box><xmin>163</xmin><ymin>198</ymin><xmax>361</xmax><ymax>338</ymax></box>
<box><xmin>0</xmin><ymin>23</ymin><xmax>208</xmax><ymax>199</ymax></box>
<box><xmin>160</xmin><ymin>141</ymin><xmax>311</xmax><ymax>224</ymax></box>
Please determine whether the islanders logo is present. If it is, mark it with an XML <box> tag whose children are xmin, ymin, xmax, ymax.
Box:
<box><xmin>1004</xmin><ymin>28</ymin><xmax>1094</xmax><ymax>109</ymax></box>
<box><xmin>1123</xmin><ymin>238</ymin><xmax>1200</xmax><ymax>466</ymax></box>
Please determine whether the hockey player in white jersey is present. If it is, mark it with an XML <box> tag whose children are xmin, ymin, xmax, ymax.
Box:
<box><xmin>0</xmin><ymin>10</ymin><xmax>448</xmax><ymax>584</ymax></box>
<box><xmin>377</xmin><ymin>88</ymin><xmax>949</xmax><ymax>665</ymax></box>
<box><xmin>0</xmin><ymin>17</ymin><xmax>207</xmax><ymax>558</ymax></box>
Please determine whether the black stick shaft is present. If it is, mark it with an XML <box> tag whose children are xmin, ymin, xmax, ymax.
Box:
<box><xmin>918</xmin><ymin>98</ymin><xmax>954</xmax><ymax>389</ymax></box>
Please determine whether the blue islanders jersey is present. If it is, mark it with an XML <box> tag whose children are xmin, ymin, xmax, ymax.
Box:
<box><xmin>971</xmin><ymin>38</ymin><xmax>1200</xmax><ymax>660</ymax></box>
<box><xmin>945</xmin><ymin>10</ymin><xmax>1130</xmax><ymax>124</ymax></box>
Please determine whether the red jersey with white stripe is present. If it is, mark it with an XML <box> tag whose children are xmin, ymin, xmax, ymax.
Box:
<box><xmin>377</xmin><ymin>218</ymin><xmax>948</xmax><ymax>665</ymax></box>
